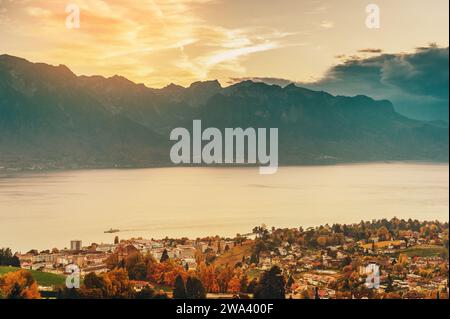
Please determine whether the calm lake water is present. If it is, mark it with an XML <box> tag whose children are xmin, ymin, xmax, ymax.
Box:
<box><xmin>0</xmin><ymin>163</ymin><xmax>448</xmax><ymax>252</ymax></box>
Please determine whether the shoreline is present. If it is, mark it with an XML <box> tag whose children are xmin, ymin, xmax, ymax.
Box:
<box><xmin>5</xmin><ymin>216</ymin><xmax>450</xmax><ymax>254</ymax></box>
<box><xmin>0</xmin><ymin>160</ymin><xmax>448</xmax><ymax>175</ymax></box>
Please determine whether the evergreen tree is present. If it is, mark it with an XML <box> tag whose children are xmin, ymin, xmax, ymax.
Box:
<box><xmin>240</xmin><ymin>274</ymin><xmax>249</xmax><ymax>292</ymax></box>
<box><xmin>253</xmin><ymin>266</ymin><xmax>285</xmax><ymax>299</ymax></box>
<box><xmin>173</xmin><ymin>275</ymin><xmax>187</xmax><ymax>299</ymax></box>
<box><xmin>286</xmin><ymin>275</ymin><xmax>295</xmax><ymax>291</ymax></box>
<box><xmin>314</xmin><ymin>287</ymin><xmax>320</xmax><ymax>299</ymax></box>
<box><xmin>386</xmin><ymin>274</ymin><xmax>394</xmax><ymax>293</ymax></box>
<box><xmin>160</xmin><ymin>249</ymin><xmax>170</xmax><ymax>263</ymax></box>
<box><xmin>249</xmin><ymin>252</ymin><xmax>259</xmax><ymax>265</ymax></box>
<box><xmin>185</xmin><ymin>277</ymin><xmax>206</xmax><ymax>299</ymax></box>
<box><xmin>247</xmin><ymin>278</ymin><xmax>258</xmax><ymax>294</ymax></box>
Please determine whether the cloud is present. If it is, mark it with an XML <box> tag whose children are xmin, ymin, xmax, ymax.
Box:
<box><xmin>307</xmin><ymin>46</ymin><xmax>449</xmax><ymax>121</ymax></box>
<box><xmin>0</xmin><ymin>0</ymin><xmax>297</xmax><ymax>88</ymax></box>
<box><xmin>229</xmin><ymin>46</ymin><xmax>449</xmax><ymax>121</ymax></box>
<box><xmin>202</xmin><ymin>42</ymin><xmax>279</xmax><ymax>67</ymax></box>
<box><xmin>319</xmin><ymin>20</ymin><xmax>334</xmax><ymax>29</ymax></box>
<box><xmin>25</xmin><ymin>7</ymin><xmax>52</xmax><ymax>17</ymax></box>
<box><xmin>304</xmin><ymin>0</ymin><xmax>328</xmax><ymax>15</ymax></box>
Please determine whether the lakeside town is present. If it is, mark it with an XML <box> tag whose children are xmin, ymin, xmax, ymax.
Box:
<box><xmin>0</xmin><ymin>217</ymin><xmax>448</xmax><ymax>299</ymax></box>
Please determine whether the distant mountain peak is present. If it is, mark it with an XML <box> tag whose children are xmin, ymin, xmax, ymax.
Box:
<box><xmin>0</xmin><ymin>54</ymin><xmax>28</xmax><ymax>62</ymax></box>
<box><xmin>55</xmin><ymin>64</ymin><xmax>75</xmax><ymax>77</ymax></box>
<box><xmin>106</xmin><ymin>74</ymin><xmax>140</xmax><ymax>88</ymax></box>
<box><xmin>162</xmin><ymin>83</ymin><xmax>185</xmax><ymax>91</ymax></box>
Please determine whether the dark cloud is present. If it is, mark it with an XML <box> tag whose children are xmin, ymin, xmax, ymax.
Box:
<box><xmin>230</xmin><ymin>46</ymin><xmax>449</xmax><ymax>121</ymax></box>
<box><xmin>305</xmin><ymin>46</ymin><xmax>448</xmax><ymax>121</ymax></box>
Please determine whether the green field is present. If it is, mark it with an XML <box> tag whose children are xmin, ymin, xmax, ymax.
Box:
<box><xmin>0</xmin><ymin>266</ymin><xmax>66</xmax><ymax>287</ymax></box>
<box><xmin>399</xmin><ymin>245</ymin><xmax>448</xmax><ymax>258</ymax></box>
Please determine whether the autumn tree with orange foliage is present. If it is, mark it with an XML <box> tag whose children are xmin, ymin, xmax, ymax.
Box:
<box><xmin>76</xmin><ymin>268</ymin><xmax>135</xmax><ymax>299</ymax></box>
<box><xmin>147</xmin><ymin>260</ymin><xmax>188</xmax><ymax>287</ymax></box>
<box><xmin>216</xmin><ymin>264</ymin><xmax>234</xmax><ymax>293</ymax></box>
<box><xmin>227</xmin><ymin>276</ymin><xmax>241</xmax><ymax>293</ymax></box>
<box><xmin>0</xmin><ymin>270</ymin><xmax>40</xmax><ymax>299</ymax></box>
<box><xmin>197</xmin><ymin>262</ymin><xmax>219</xmax><ymax>293</ymax></box>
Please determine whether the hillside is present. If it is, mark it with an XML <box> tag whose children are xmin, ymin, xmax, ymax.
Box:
<box><xmin>0</xmin><ymin>54</ymin><xmax>448</xmax><ymax>170</ymax></box>
<box><xmin>0</xmin><ymin>266</ymin><xmax>66</xmax><ymax>287</ymax></box>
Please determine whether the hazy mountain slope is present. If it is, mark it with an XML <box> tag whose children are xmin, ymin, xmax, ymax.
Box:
<box><xmin>0</xmin><ymin>54</ymin><xmax>448</xmax><ymax>169</ymax></box>
<box><xmin>196</xmin><ymin>82</ymin><xmax>448</xmax><ymax>163</ymax></box>
<box><xmin>0</xmin><ymin>55</ymin><xmax>167</xmax><ymax>169</ymax></box>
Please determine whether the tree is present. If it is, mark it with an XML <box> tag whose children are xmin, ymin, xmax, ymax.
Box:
<box><xmin>105</xmin><ymin>253</ymin><xmax>119</xmax><ymax>270</ymax></box>
<box><xmin>385</xmin><ymin>274</ymin><xmax>394</xmax><ymax>293</ymax></box>
<box><xmin>317</xmin><ymin>236</ymin><xmax>328</xmax><ymax>247</ymax></box>
<box><xmin>385</xmin><ymin>292</ymin><xmax>402</xmax><ymax>299</ymax></box>
<box><xmin>124</xmin><ymin>252</ymin><xmax>151</xmax><ymax>281</ymax></box>
<box><xmin>129</xmin><ymin>261</ymin><xmax>147</xmax><ymax>281</ymax></box>
<box><xmin>377</xmin><ymin>226</ymin><xmax>390</xmax><ymax>241</ymax></box>
<box><xmin>114</xmin><ymin>236</ymin><xmax>119</xmax><ymax>245</ymax></box>
<box><xmin>160</xmin><ymin>249</ymin><xmax>170</xmax><ymax>263</ymax></box>
<box><xmin>253</xmin><ymin>266</ymin><xmax>285</xmax><ymax>299</ymax></box>
<box><xmin>341</xmin><ymin>256</ymin><xmax>352</xmax><ymax>268</ymax></box>
<box><xmin>240</xmin><ymin>274</ymin><xmax>249</xmax><ymax>293</ymax></box>
<box><xmin>0</xmin><ymin>248</ymin><xmax>20</xmax><ymax>267</ymax></box>
<box><xmin>147</xmin><ymin>260</ymin><xmax>187</xmax><ymax>287</ymax></box>
<box><xmin>249</xmin><ymin>252</ymin><xmax>259</xmax><ymax>265</ymax></box>
<box><xmin>314</xmin><ymin>287</ymin><xmax>320</xmax><ymax>299</ymax></box>
<box><xmin>286</xmin><ymin>275</ymin><xmax>295</xmax><ymax>292</ymax></box>
<box><xmin>103</xmin><ymin>268</ymin><xmax>135</xmax><ymax>299</ymax></box>
<box><xmin>301</xmin><ymin>289</ymin><xmax>311</xmax><ymax>299</ymax></box>
<box><xmin>228</xmin><ymin>276</ymin><xmax>241</xmax><ymax>293</ymax></box>
<box><xmin>83</xmin><ymin>272</ymin><xmax>108</xmax><ymax>298</ymax></box>
<box><xmin>135</xmin><ymin>285</ymin><xmax>155</xmax><ymax>299</ymax></box>
<box><xmin>247</xmin><ymin>278</ymin><xmax>258</xmax><ymax>294</ymax></box>
<box><xmin>197</xmin><ymin>262</ymin><xmax>219</xmax><ymax>293</ymax></box>
<box><xmin>56</xmin><ymin>287</ymin><xmax>80</xmax><ymax>299</ymax></box>
<box><xmin>185</xmin><ymin>277</ymin><xmax>206</xmax><ymax>299</ymax></box>
<box><xmin>0</xmin><ymin>270</ymin><xmax>40</xmax><ymax>299</ymax></box>
<box><xmin>217</xmin><ymin>265</ymin><xmax>234</xmax><ymax>292</ymax></box>
<box><xmin>80</xmin><ymin>270</ymin><xmax>135</xmax><ymax>299</ymax></box>
<box><xmin>173</xmin><ymin>275</ymin><xmax>187</xmax><ymax>299</ymax></box>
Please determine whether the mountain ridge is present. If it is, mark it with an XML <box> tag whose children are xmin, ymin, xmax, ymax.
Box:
<box><xmin>0</xmin><ymin>54</ymin><xmax>448</xmax><ymax>170</ymax></box>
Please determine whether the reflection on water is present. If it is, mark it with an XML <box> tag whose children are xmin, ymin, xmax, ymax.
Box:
<box><xmin>0</xmin><ymin>163</ymin><xmax>448</xmax><ymax>251</ymax></box>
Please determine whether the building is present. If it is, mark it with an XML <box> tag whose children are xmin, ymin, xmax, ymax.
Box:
<box><xmin>96</xmin><ymin>243</ymin><xmax>117</xmax><ymax>253</ymax></box>
<box><xmin>70</xmin><ymin>240</ymin><xmax>82</xmax><ymax>251</ymax></box>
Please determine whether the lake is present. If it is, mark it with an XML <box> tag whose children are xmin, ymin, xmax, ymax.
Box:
<box><xmin>0</xmin><ymin>163</ymin><xmax>448</xmax><ymax>252</ymax></box>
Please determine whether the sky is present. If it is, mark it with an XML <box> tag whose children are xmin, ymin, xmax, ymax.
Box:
<box><xmin>0</xmin><ymin>0</ymin><xmax>449</xmax><ymax>88</ymax></box>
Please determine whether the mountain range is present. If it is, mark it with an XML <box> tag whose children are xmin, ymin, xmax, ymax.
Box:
<box><xmin>0</xmin><ymin>54</ymin><xmax>448</xmax><ymax>170</ymax></box>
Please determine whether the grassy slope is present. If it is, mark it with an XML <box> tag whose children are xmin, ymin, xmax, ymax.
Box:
<box><xmin>214</xmin><ymin>241</ymin><xmax>255</xmax><ymax>268</ymax></box>
<box><xmin>0</xmin><ymin>266</ymin><xmax>66</xmax><ymax>287</ymax></box>
<box><xmin>361</xmin><ymin>240</ymin><xmax>404</xmax><ymax>249</ymax></box>
<box><xmin>399</xmin><ymin>245</ymin><xmax>448</xmax><ymax>258</ymax></box>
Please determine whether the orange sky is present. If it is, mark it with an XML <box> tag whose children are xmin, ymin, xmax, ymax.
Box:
<box><xmin>0</xmin><ymin>0</ymin><xmax>448</xmax><ymax>87</ymax></box>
